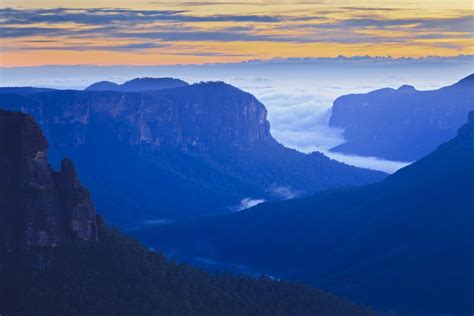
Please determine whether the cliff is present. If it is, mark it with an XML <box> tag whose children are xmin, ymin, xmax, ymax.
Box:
<box><xmin>0</xmin><ymin>110</ymin><xmax>97</xmax><ymax>263</ymax></box>
<box><xmin>329</xmin><ymin>74</ymin><xmax>474</xmax><ymax>161</ymax></box>
<box><xmin>0</xmin><ymin>81</ymin><xmax>385</xmax><ymax>225</ymax></box>
<box><xmin>32</xmin><ymin>81</ymin><xmax>271</xmax><ymax>151</ymax></box>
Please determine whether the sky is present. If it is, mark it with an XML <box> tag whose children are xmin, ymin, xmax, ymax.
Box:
<box><xmin>1</xmin><ymin>0</ymin><xmax>473</xmax><ymax>66</ymax></box>
<box><xmin>0</xmin><ymin>1</ymin><xmax>472</xmax><ymax>172</ymax></box>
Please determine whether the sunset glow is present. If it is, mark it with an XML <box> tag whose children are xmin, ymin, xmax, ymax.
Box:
<box><xmin>1</xmin><ymin>0</ymin><xmax>473</xmax><ymax>66</ymax></box>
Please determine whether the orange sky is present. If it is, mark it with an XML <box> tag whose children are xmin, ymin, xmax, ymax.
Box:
<box><xmin>1</xmin><ymin>0</ymin><xmax>473</xmax><ymax>66</ymax></box>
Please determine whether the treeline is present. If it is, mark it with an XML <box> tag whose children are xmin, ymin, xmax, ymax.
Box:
<box><xmin>0</xmin><ymin>226</ymin><xmax>376</xmax><ymax>316</ymax></box>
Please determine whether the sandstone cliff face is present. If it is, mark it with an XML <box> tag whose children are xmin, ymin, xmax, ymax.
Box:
<box><xmin>54</xmin><ymin>159</ymin><xmax>98</xmax><ymax>241</ymax></box>
<box><xmin>329</xmin><ymin>74</ymin><xmax>474</xmax><ymax>161</ymax></box>
<box><xmin>29</xmin><ymin>82</ymin><xmax>271</xmax><ymax>152</ymax></box>
<box><xmin>0</xmin><ymin>110</ymin><xmax>97</xmax><ymax>259</ymax></box>
<box><xmin>0</xmin><ymin>82</ymin><xmax>385</xmax><ymax>224</ymax></box>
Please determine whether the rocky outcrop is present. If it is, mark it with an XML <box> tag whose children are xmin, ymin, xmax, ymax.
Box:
<box><xmin>0</xmin><ymin>110</ymin><xmax>97</xmax><ymax>261</ymax></box>
<box><xmin>54</xmin><ymin>159</ymin><xmax>98</xmax><ymax>241</ymax></box>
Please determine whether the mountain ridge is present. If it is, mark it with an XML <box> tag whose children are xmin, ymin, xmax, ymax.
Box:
<box><xmin>137</xmin><ymin>111</ymin><xmax>474</xmax><ymax>316</ymax></box>
<box><xmin>0</xmin><ymin>81</ymin><xmax>385</xmax><ymax>225</ymax></box>
<box><xmin>84</xmin><ymin>77</ymin><xmax>189</xmax><ymax>92</ymax></box>
<box><xmin>329</xmin><ymin>74</ymin><xmax>474</xmax><ymax>161</ymax></box>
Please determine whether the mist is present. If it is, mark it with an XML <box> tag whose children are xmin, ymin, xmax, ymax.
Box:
<box><xmin>2</xmin><ymin>56</ymin><xmax>472</xmax><ymax>172</ymax></box>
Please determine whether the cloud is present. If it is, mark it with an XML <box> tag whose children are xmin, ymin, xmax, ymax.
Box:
<box><xmin>171</xmin><ymin>51</ymin><xmax>252</xmax><ymax>57</ymax></box>
<box><xmin>6</xmin><ymin>42</ymin><xmax>170</xmax><ymax>52</ymax></box>
<box><xmin>143</xmin><ymin>219</ymin><xmax>174</xmax><ymax>225</ymax></box>
<box><xmin>0</xmin><ymin>26</ymin><xmax>67</xmax><ymax>38</ymax></box>
<box><xmin>314</xmin><ymin>16</ymin><xmax>474</xmax><ymax>35</ymax></box>
<box><xmin>281</xmin><ymin>15</ymin><xmax>474</xmax><ymax>43</ymax></box>
<box><xmin>113</xmin><ymin>30</ymin><xmax>291</xmax><ymax>42</ymax></box>
<box><xmin>0</xmin><ymin>7</ymin><xmax>281</xmax><ymax>25</ymax></box>
<box><xmin>322</xmin><ymin>151</ymin><xmax>411</xmax><ymax>174</ymax></box>
<box><xmin>234</xmin><ymin>198</ymin><xmax>266</xmax><ymax>211</ymax></box>
<box><xmin>340</xmin><ymin>7</ymin><xmax>398</xmax><ymax>11</ymax></box>
<box><xmin>1</xmin><ymin>7</ymin><xmax>472</xmax><ymax>53</ymax></box>
<box><xmin>0</xmin><ymin>7</ymin><xmax>288</xmax><ymax>51</ymax></box>
<box><xmin>433</xmin><ymin>43</ymin><xmax>464</xmax><ymax>50</ymax></box>
<box><xmin>221</xmin><ymin>26</ymin><xmax>256</xmax><ymax>32</ymax></box>
<box><xmin>268</xmin><ymin>186</ymin><xmax>298</xmax><ymax>199</ymax></box>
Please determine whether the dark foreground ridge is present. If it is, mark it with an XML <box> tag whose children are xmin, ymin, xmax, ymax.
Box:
<box><xmin>138</xmin><ymin>111</ymin><xmax>474</xmax><ymax>316</ymax></box>
<box><xmin>0</xmin><ymin>109</ymin><xmax>377</xmax><ymax>316</ymax></box>
<box><xmin>0</xmin><ymin>110</ymin><xmax>97</xmax><ymax>266</ymax></box>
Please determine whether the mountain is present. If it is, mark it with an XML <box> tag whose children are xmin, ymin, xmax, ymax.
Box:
<box><xmin>84</xmin><ymin>77</ymin><xmax>189</xmax><ymax>91</ymax></box>
<box><xmin>0</xmin><ymin>81</ymin><xmax>385</xmax><ymax>226</ymax></box>
<box><xmin>329</xmin><ymin>74</ymin><xmax>474</xmax><ymax>161</ymax></box>
<box><xmin>0</xmin><ymin>110</ymin><xmax>98</xmax><ymax>266</ymax></box>
<box><xmin>0</xmin><ymin>87</ymin><xmax>56</xmax><ymax>95</ymax></box>
<box><xmin>84</xmin><ymin>80</ymin><xmax>121</xmax><ymax>91</ymax></box>
<box><xmin>136</xmin><ymin>112</ymin><xmax>474</xmax><ymax>316</ymax></box>
<box><xmin>0</xmin><ymin>110</ymin><xmax>377</xmax><ymax>316</ymax></box>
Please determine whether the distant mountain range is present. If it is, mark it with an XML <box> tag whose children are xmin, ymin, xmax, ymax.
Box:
<box><xmin>84</xmin><ymin>77</ymin><xmax>189</xmax><ymax>91</ymax></box>
<box><xmin>0</xmin><ymin>87</ymin><xmax>56</xmax><ymax>95</ymax></box>
<box><xmin>242</xmin><ymin>54</ymin><xmax>474</xmax><ymax>64</ymax></box>
<box><xmin>0</xmin><ymin>79</ymin><xmax>384</xmax><ymax>225</ymax></box>
<box><xmin>136</xmin><ymin>111</ymin><xmax>474</xmax><ymax>316</ymax></box>
<box><xmin>0</xmin><ymin>109</ymin><xmax>378</xmax><ymax>316</ymax></box>
<box><xmin>329</xmin><ymin>74</ymin><xmax>474</xmax><ymax>161</ymax></box>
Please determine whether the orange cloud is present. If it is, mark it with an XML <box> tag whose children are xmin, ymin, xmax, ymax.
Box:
<box><xmin>0</xmin><ymin>1</ymin><xmax>472</xmax><ymax>66</ymax></box>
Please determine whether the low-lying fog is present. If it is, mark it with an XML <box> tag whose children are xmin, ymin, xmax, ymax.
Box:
<box><xmin>3</xmin><ymin>56</ymin><xmax>472</xmax><ymax>173</ymax></box>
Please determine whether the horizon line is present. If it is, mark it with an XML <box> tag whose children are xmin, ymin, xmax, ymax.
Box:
<box><xmin>1</xmin><ymin>54</ymin><xmax>473</xmax><ymax>69</ymax></box>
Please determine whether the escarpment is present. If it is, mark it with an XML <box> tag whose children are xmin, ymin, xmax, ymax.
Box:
<box><xmin>0</xmin><ymin>110</ymin><xmax>97</xmax><ymax>264</ymax></box>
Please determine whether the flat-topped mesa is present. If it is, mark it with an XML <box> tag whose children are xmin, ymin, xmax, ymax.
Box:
<box><xmin>156</xmin><ymin>82</ymin><xmax>272</xmax><ymax>150</ymax></box>
<box><xmin>0</xmin><ymin>110</ymin><xmax>97</xmax><ymax>262</ymax></box>
<box><xmin>121</xmin><ymin>77</ymin><xmax>189</xmax><ymax>91</ymax></box>
<box><xmin>329</xmin><ymin>74</ymin><xmax>474</xmax><ymax>161</ymax></box>
<box><xmin>32</xmin><ymin>81</ymin><xmax>272</xmax><ymax>151</ymax></box>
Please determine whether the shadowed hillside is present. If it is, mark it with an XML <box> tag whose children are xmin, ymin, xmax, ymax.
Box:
<box><xmin>0</xmin><ymin>109</ymin><xmax>378</xmax><ymax>316</ymax></box>
<box><xmin>137</xmin><ymin>111</ymin><xmax>474</xmax><ymax>316</ymax></box>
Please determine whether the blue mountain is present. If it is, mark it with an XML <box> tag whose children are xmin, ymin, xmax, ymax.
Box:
<box><xmin>84</xmin><ymin>77</ymin><xmax>189</xmax><ymax>91</ymax></box>
<box><xmin>137</xmin><ymin>111</ymin><xmax>474</xmax><ymax>316</ymax></box>
<box><xmin>329</xmin><ymin>74</ymin><xmax>474</xmax><ymax>161</ymax></box>
<box><xmin>0</xmin><ymin>81</ymin><xmax>384</xmax><ymax>226</ymax></box>
<box><xmin>0</xmin><ymin>109</ymin><xmax>378</xmax><ymax>316</ymax></box>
